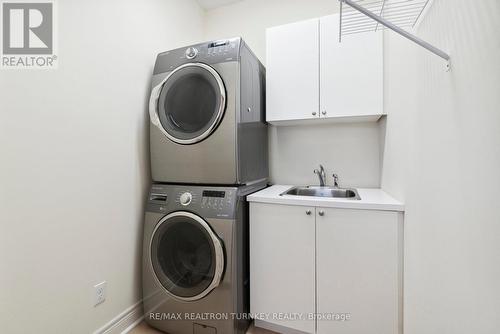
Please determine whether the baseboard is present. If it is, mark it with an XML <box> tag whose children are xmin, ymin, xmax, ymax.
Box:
<box><xmin>94</xmin><ymin>301</ymin><xmax>144</xmax><ymax>334</ymax></box>
<box><xmin>121</xmin><ymin>314</ymin><xmax>145</xmax><ymax>334</ymax></box>
<box><xmin>254</xmin><ymin>320</ymin><xmax>310</xmax><ymax>334</ymax></box>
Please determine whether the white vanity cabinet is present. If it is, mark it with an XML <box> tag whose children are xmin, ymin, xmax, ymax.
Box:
<box><xmin>250</xmin><ymin>200</ymin><xmax>403</xmax><ymax>334</ymax></box>
<box><xmin>316</xmin><ymin>207</ymin><xmax>402</xmax><ymax>334</ymax></box>
<box><xmin>250</xmin><ymin>203</ymin><xmax>316</xmax><ymax>334</ymax></box>
<box><xmin>266</xmin><ymin>14</ymin><xmax>383</xmax><ymax>124</ymax></box>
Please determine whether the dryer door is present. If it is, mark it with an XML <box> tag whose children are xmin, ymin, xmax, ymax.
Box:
<box><xmin>149</xmin><ymin>63</ymin><xmax>226</xmax><ymax>145</ymax></box>
<box><xmin>150</xmin><ymin>211</ymin><xmax>225</xmax><ymax>301</ymax></box>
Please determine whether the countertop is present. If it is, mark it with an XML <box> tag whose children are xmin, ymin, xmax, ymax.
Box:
<box><xmin>247</xmin><ymin>185</ymin><xmax>405</xmax><ymax>212</ymax></box>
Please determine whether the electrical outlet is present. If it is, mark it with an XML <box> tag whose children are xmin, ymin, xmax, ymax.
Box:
<box><xmin>93</xmin><ymin>281</ymin><xmax>106</xmax><ymax>307</ymax></box>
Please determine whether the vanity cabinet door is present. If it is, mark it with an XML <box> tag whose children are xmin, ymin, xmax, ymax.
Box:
<box><xmin>250</xmin><ymin>203</ymin><xmax>316</xmax><ymax>334</ymax></box>
<box><xmin>266</xmin><ymin>18</ymin><xmax>320</xmax><ymax>122</ymax></box>
<box><xmin>316</xmin><ymin>208</ymin><xmax>402</xmax><ymax>334</ymax></box>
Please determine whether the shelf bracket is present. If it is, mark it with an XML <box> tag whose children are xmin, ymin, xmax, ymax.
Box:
<box><xmin>339</xmin><ymin>0</ymin><xmax>451</xmax><ymax>71</ymax></box>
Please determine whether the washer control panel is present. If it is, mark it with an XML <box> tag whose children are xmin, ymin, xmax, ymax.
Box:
<box><xmin>147</xmin><ymin>184</ymin><xmax>239</xmax><ymax>219</ymax></box>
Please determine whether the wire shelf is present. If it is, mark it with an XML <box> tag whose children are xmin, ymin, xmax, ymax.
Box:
<box><xmin>340</xmin><ymin>0</ymin><xmax>431</xmax><ymax>37</ymax></box>
<box><xmin>338</xmin><ymin>0</ymin><xmax>450</xmax><ymax>69</ymax></box>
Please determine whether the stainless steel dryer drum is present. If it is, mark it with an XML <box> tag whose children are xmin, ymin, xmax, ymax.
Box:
<box><xmin>142</xmin><ymin>182</ymin><xmax>266</xmax><ymax>334</ymax></box>
<box><xmin>149</xmin><ymin>38</ymin><xmax>268</xmax><ymax>185</ymax></box>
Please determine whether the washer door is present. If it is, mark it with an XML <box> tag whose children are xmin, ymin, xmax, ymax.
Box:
<box><xmin>150</xmin><ymin>211</ymin><xmax>225</xmax><ymax>301</ymax></box>
<box><xmin>149</xmin><ymin>63</ymin><xmax>226</xmax><ymax>145</ymax></box>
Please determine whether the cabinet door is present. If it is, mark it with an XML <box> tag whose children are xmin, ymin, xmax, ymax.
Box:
<box><xmin>266</xmin><ymin>18</ymin><xmax>320</xmax><ymax>122</ymax></box>
<box><xmin>316</xmin><ymin>208</ymin><xmax>402</xmax><ymax>334</ymax></box>
<box><xmin>250</xmin><ymin>203</ymin><xmax>316</xmax><ymax>333</ymax></box>
<box><xmin>320</xmin><ymin>14</ymin><xmax>383</xmax><ymax>118</ymax></box>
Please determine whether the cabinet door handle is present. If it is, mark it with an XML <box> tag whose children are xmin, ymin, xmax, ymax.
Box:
<box><xmin>318</xmin><ymin>210</ymin><xmax>325</xmax><ymax>216</ymax></box>
<box><xmin>312</xmin><ymin>112</ymin><xmax>317</xmax><ymax>116</ymax></box>
<box><xmin>321</xmin><ymin>110</ymin><xmax>327</xmax><ymax>115</ymax></box>
<box><xmin>306</xmin><ymin>210</ymin><xmax>312</xmax><ymax>215</ymax></box>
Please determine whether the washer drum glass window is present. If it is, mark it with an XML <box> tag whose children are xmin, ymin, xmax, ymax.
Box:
<box><xmin>150</xmin><ymin>212</ymin><xmax>225</xmax><ymax>301</ymax></box>
<box><xmin>149</xmin><ymin>63</ymin><xmax>226</xmax><ymax>145</ymax></box>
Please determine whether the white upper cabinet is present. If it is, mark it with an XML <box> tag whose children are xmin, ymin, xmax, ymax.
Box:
<box><xmin>266</xmin><ymin>14</ymin><xmax>383</xmax><ymax>124</ymax></box>
<box><xmin>266</xmin><ymin>18</ymin><xmax>320</xmax><ymax>122</ymax></box>
<box><xmin>320</xmin><ymin>14</ymin><xmax>383</xmax><ymax>119</ymax></box>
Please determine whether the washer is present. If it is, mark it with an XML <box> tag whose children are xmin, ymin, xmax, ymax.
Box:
<box><xmin>149</xmin><ymin>38</ymin><xmax>268</xmax><ymax>185</ymax></box>
<box><xmin>142</xmin><ymin>182</ymin><xmax>266</xmax><ymax>334</ymax></box>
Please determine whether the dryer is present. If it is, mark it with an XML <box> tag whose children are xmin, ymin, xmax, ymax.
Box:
<box><xmin>142</xmin><ymin>182</ymin><xmax>266</xmax><ymax>334</ymax></box>
<box><xmin>149</xmin><ymin>38</ymin><xmax>268</xmax><ymax>185</ymax></box>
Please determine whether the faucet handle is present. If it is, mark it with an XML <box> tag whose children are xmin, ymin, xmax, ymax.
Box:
<box><xmin>332</xmin><ymin>173</ymin><xmax>339</xmax><ymax>187</ymax></box>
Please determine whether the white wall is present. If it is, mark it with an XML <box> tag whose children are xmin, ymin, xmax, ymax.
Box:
<box><xmin>204</xmin><ymin>0</ymin><xmax>337</xmax><ymax>64</ymax></box>
<box><xmin>204</xmin><ymin>0</ymin><xmax>382</xmax><ymax>187</ymax></box>
<box><xmin>381</xmin><ymin>0</ymin><xmax>500</xmax><ymax>333</ymax></box>
<box><xmin>269</xmin><ymin>121</ymin><xmax>382</xmax><ymax>187</ymax></box>
<box><xmin>0</xmin><ymin>0</ymin><xmax>203</xmax><ymax>333</ymax></box>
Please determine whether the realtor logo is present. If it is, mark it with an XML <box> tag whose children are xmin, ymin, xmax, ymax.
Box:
<box><xmin>1</xmin><ymin>1</ymin><xmax>57</xmax><ymax>68</ymax></box>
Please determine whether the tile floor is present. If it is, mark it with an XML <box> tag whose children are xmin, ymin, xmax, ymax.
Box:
<box><xmin>129</xmin><ymin>321</ymin><xmax>277</xmax><ymax>334</ymax></box>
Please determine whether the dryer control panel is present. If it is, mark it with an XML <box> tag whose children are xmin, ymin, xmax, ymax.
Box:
<box><xmin>153</xmin><ymin>37</ymin><xmax>242</xmax><ymax>74</ymax></box>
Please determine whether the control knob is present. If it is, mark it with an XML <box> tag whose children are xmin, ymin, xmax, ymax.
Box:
<box><xmin>185</xmin><ymin>47</ymin><xmax>198</xmax><ymax>59</ymax></box>
<box><xmin>179</xmin><ymin>192</ymin><xmax>192</xmax><ymax>206</ymax></box>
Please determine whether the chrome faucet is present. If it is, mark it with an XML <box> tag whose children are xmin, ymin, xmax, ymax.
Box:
<box><xmin>313</xmin><ymin>165</ymin><xmax>326</xmax><ymax>187</ymax></box>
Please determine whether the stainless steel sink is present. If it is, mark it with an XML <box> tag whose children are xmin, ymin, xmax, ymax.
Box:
<box><xmin>280</xmin><ymin>186</ymin><xmax>361</xmax><ymax>200</ymax></box>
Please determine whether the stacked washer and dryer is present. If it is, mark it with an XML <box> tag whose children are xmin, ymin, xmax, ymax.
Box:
<box><xmin>142</xmin><ymin>38</ymin><xmax>268</xmax><ymax>334</ymax></box>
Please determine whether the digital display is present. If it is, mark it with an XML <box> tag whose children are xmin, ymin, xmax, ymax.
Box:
<box><xmin>202</xmin><ymin>190</ymin><xmax>226</xmax><ymax>198</ymax></box>
<box><xmin>209</xmin><ymin>40</ymin><xmax>228</xmax><ymax>48</ymax></box>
